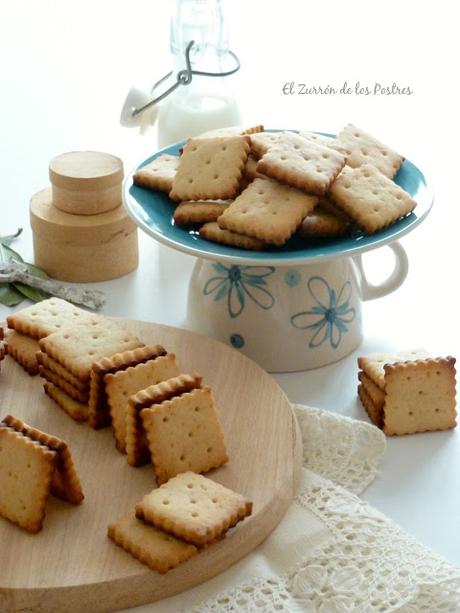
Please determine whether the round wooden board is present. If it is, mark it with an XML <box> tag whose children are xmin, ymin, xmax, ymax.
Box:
<box><xmin>0</xmin><ymin>320</ymin><xmax>302</xmax><ymax>613</ymax></box>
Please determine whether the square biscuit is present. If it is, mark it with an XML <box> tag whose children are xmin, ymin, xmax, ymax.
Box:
<box><xmin>329</xmin><ymin>165</ymin><xmax>417</xmax><ymax>234</ymax></box>
<box><xmin>140</xmin><ymin>386</ymin><xmax>228</xmax><ymax>484</ymax></box>
<box><xmin>335</xmin><ymin>123</ymin><xmax>404</xmax><ymax>178</ymax></box>
<box><xmin>0</xmin><ymin>424</ymin><xmax>56</xmax><ymax>532</ymax></box>
<box><xmin>105</xmin><ymin>353</ymin><xmax>180</xmax><ymax>455</ymax></box>
<box><xmin>44</xmin><ymin>382</ymin><xmax>89</xmax><ymax>422</ymax></box>
<box><xmin>7</xmin><ymin>298</ymin><xmax>95</xmax><ymax>340</ymax></box>
<box><xmin>5</xmin><ymin>331</ymin><xmax>40</xmax><ymax>375</ymax></box>
<box><xmin>38</xmin><ymin>319</ymin><xmax>144</xmax><ymax>382</ymax></box>
<box><xmin>88</xmin><ymin>344</ymin><xmax>167</xmax><ymax>430</ymax></box>
<box><xmin>127</xmin><ymin>373</ymin><xmax>203</xmax><ymax>467</ymax></box>
<box><xmin>2</xmin><ymin>415</ymin><xmax>84</xmax><ymax>505</ymax></box>
<box><xmin>256</xmin><ymin>132</ymin><xmax>346</xmax><ymax>196</ymax></box>
<box><xmin>217</xmin><ymin>178</ymin><xmax>318</xmax><ymax>246</ymax></box>
<box><xmin>169</xmin><ymin>136</ymin><xmax>250</xmax><ymax>202</ymax></box>
<box><xmin>135</xmin><ymin>472</ymin><xmax>252</xmax><ymax>546</ymax></box>
<box><xmin>133</xmin><ymin>154</ymin><xmax>179</xmax><ymax>193</ymax></box>
<box><xmin>383</xmin><ymin>356</ymin><xmax>457</xmax><ymax>436</ymax></box>
<box><xmin>108</xmin><ymin>513</ymin><xmax>198</xmax><ymax>574</ymax></box>
<box><xmin>199</xmin><ymin>222</ymin><xmax>268</xmax><ymax>250</ymax></box>
<box><xmin>173</xmin><ymin>201</ymin><xmax>230</xmax><ymax>226</ymax></box>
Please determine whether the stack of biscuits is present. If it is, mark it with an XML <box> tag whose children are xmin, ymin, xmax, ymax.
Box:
<box><xmin>109</xmin><ymin>472</ymin><xmax>252</xmax><ymax>573</ymax></box>
<box><xmin>133</xmin><ymin>123</ymin><xmax>416</xmax><ymax>249</ymax></box>
<box><xmin>358</xmin><ymin>350</ymin><xmax>457</xmax><ymax>435</ymax></box>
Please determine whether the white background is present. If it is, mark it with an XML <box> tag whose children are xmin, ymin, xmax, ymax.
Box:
<box><xmin>1</xmin><ymin>0</ymin><xmax>460</xmax><ymax>574</ymax></box>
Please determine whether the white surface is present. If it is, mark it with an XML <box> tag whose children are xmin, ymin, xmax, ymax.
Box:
<box><xmin>1</xmin><ymin>0</ymin><xmax>459</xmax><ymax>583</ymax></box>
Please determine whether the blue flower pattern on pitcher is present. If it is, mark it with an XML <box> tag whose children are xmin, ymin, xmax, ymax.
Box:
<box><xmin>291</xmin><ymin>276</ymin><xmax>355</xmax><ymax>349</ymax></box>
<box><xmin>203</xmin><ymin>263</ymin><xmax>275</xmax><ymax>318</ymax></box>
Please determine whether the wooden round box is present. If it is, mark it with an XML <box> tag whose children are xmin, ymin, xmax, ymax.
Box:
<box><xmin>49</xmin><ymin>151</ymin><xmax>124</xmax><ymax>215</ymax></box>
<box><xmin>30</xmin><ymin>188</ymin><xmax>138</xmax><ymax>283</ymax></box>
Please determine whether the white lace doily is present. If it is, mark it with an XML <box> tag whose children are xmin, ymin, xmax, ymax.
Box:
<box><xmin>128</xmin><ymin>405</ymin><xmax>460</xmax><ymax>613</ymax></box>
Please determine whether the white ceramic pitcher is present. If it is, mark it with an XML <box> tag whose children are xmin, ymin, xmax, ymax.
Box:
<box><xmin>186</xmin><ymin>242</ymin><xmax>408</xmax><ymax>372</ymax></box>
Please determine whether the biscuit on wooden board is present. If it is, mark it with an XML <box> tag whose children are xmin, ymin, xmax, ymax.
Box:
<box><xmin>140</xmin><ymin>386</ymin><xmax>228</xmax><ymax>484</ymax></box>
<box><xmin>107</xmin><ymin>513</ymin><xmax>198</xmax><ymax>574</ymax></box>
<box><xmin>38</xmin><ymin>319</ymin><xmax>145</xmax><ymax>382</ymax></box>
<box><xmin>169</xmin><ymin>136</ymin><xmax>250</xmax><ymax>202</ymax></box>
<box><xmin>105</xmin><ymin>353</ymin><xmax>180</xmax><ymax>455</ymax></box>
<box><xmin>256</xmin><ymin>131</ymin><xmax>346</xmax><ymax>196</ymax></box>
<box><xmin>5</xmin><ymin>330</ymin><xmax>40</xmax><ymax>375</ymax></box>
<box><xmin>217</xmin><ymin>178</ymin><xmax>318</xmax><ymax>246</ymax></box>
<box><xmin>127</xmin><ymin>373</ymin><xmax>203</xmax><ymax>467</ymax></box>
<box><xmin>133</xmin><ymin>154</ymin><xmax>179</xmax><ymax>193</ymax></box>
<box><xmin>0</xmin><ymin>415</ymin><xmax>83</xmax><ymax>532</ymax></box>
<box><xmin>135</xmin><ymin>472</ymin><xmax>252</xmax><ymax>546</ymax></box>
<box><xmin>37</xmin><ymin>352</ymin><xmax>88</xmax><ymax>392</ymax></box>
<box><xmin>88</xmin><ymin>344</ymin><xmax>167</xmax><ymax>430</ymax></box>
<box><xmin>44</xmin><ymin>381</ymin><xmax>89</xmax><ymax>422</ymax></box>
<box><xmin>7</xmin><ymin>297</ymin><xmax>95</xmax><ymax>340</ymax></box>
<box><xmin>39</xmin><ymin>366</ymin><xmax>89</xmax><ymax>403</ymax></box>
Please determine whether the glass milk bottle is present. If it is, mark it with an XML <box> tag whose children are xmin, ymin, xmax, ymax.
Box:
<box><xmin>157</xmin><ymin>0</ymin><xmax>241</xmax><ymax>147</ymax></box>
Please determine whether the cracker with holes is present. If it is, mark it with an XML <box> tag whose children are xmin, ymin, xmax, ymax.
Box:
<box><xmin>357</xmin><ymin>351</ymin><xmax>457</xmax><ymax>435</ymax></box>
<box><xmin>133</xmin><ymin>154</ymin><xmax>179</xmax><ymax>193</ymax></box>
<box><xmin>127</xmin><ymin>373</ymin><xmax>203</xmax><ymax>466</ymax></box>
<box><xmin>173</xmin><ymin>201</ymin><xmax>230</xmax><ymax>226</ymax></box>
<box><xmin>5</xmin><ymin>330</ymin><xmax>40</xmax><ymax>375</ymax></box>
<box><xmin>169</xmin><ymin>136</ymin><xmax>250</xmax><ymax>202</ymax></box>
<box><xmin>329</xmin><ymin>165</ymin><xmax>416</xmax><ymax>234</ymax></box>
<box><xmin>335</xmin><ymin>124</ymin><xmax>404</xmax><ymax>178</ymax></box>
<box><xmin>140</xmin><ymin>385</ymin><xmax>228</xmax><ymax>483</ymax></box>
<box><xmin>298</xmin><ymin>198</ymin><xmax>351</xmax><ymax>238</ymax></box>
<box><xmin>0</xmin><ymin>415</ymin><xmax>83</xmax><ymax>532</ymax></box>
<box><xmin>38</xmin><ymin>319</ymin><xmax>144</xmax><ymax>383</ymax></box>
<box><xmin>106</xmin><ymin>353</ymin><xmax>180</xmax><ymax>455</ymax></box>
<box><xmin>199</xmin><ymin>222</ymin><xmax>268</xmax><ymax>250</ymax></box>
<box><xmin>256</xmin><ymin>131</ymin><xmax>346</xmax><ymax>197</ymax></box>
<box><xmin>7</xmin><ymin>297</ymin><xmax>95</xmax><ymax>340</ymax></box>
<box><xmin>135</xmin><ymin>472</ymin><xmax>252</xmax><ymax>546</ymax></box>
<box><xmin>108</xmin><ymin>513</ymin><xmax>198</xmax><ymax>573</ymax></box>
<box><xmin>217</xmin><ymin>177</ymin><xmax>318</xmax><ymax>246</ymax></box>
<box><xmin>88</xmin><ymin>344</ymin><xmax>167</xmax><ymax>430</ymax></box>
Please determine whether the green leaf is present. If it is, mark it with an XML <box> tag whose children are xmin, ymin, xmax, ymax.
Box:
<box><xmin>0</xmin><ymin>228</ymin><xmax>23</xmax><ymax>247</ymax></box>
<box><xmin>13</xmin><ymin>261</ymin><xmax>50</xmax><ymax>302</ymax></box>
<box><xmin>0</xmin><ymin>242</ymin><xmax>24</xmax><ymax>264</ymax></box>
<box><xmin>0</xmin><ymin>283</ymin><xmax>24</xmax><ymax>306</ymax></box>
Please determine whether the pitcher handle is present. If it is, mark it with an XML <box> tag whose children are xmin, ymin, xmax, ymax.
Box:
<box><xmin>353</xmin><ymin>241</ymin><xmax>408</xmax><ymax>302</ymax></box>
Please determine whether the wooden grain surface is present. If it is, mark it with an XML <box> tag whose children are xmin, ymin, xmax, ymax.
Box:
<box><xmin>0</xmin><ymin>320</ymin><xmax>302</xmax><ymax>613</ymax></box>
